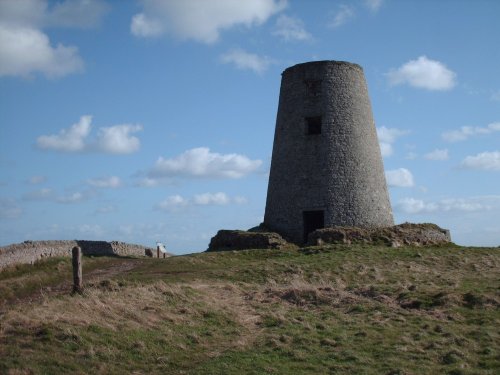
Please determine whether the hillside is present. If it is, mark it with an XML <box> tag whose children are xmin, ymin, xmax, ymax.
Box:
<box><xmin>0</xmin><ymin>244</ymin><xmax>499</xmax><ymax>374</ymax></box>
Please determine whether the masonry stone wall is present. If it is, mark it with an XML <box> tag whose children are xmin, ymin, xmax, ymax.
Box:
<box><xmin>206</xmin><ymin>230</ymin><xmax>291</xmax><ymax>252</ymax></box>
<box><xmin>0</xmin><ymin>240</ymin><xmax>154</xmax><ymax>270</ymax></box>
<box><xmin>307</xmin><ymin>223</ymin><xmax>452</xmax><ymax>247</ymax></box>
<box><xmin>264</xmin><ymin>61</ymin><xmax>394</xmax><ymax>243</ymax></box>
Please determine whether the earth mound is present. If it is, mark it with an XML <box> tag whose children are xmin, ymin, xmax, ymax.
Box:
<box><xmin>206</xmin><ymin>230</ymin><xmax>292</xmax><ymax>252</ymax></box>
<box><xmin>207</xmin><ymin>223</ymin><xmax>452</xmax><ymax>251</ymax></box>
<box><xmin>308</xmin><ymin>223</ymin><xmax>451</xmax><ymax>247</ymax></box>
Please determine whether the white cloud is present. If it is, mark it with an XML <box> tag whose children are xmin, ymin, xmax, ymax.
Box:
<box><xmin>439</xmin><ymin>198</ymin><xmax>487</xmax><ymax>212</ymax></box>
<box><xmin>46</xmin><ymin>0</ymin><xmax>108</xmax><ymax>29</ymax></box>
<box><xmin>21</xmin><ymin>187</ymin><xmax>98</xmax><ymax>203</ymax></box>
<box><xmin>379</xmin><ymin>143</ymin><xmax>393</xmax><ymax>157</ymax></box>
<box><xmin>21</xmin><ymin>222</ymin><xmax>105</xmax><ymax>241</ymax></box>
<box><xmin>385</xmin><ymin>168</ymin><xmax>414</xmax><ymax>187</ymax></box>
<box><xmin>77</xmin><ymin>223</ymin><xmax>105</xmax><ymax>237</ymax></box>
<box><xmin>396</xmin><ymin>196</ymin><xmax>500</xmax><ymax>214</ymax></box>
<box><xmin>365</xmin><ymin>0</ymin><xmax>384</xmax><ymax>12</ymax></box>
<box><xmin>220</xmin><ymin>49</ymin><xmax>274</xmax><ymax>74</ymax></box>
<box><xmin>273</xmin><ymin>15</ymin><xmax>311</xmax><ymax>41</ymax></box>
<box><xmin>156</xmin><ymin>192</ymin><xmax>247</xmax><ymax>212</ymax></box>
<box><xmin>22</xmin><ymin>188</ymin><xmax>53</xmax><ymax>201</ymax></box>
<box><xmin>95</xmin><ymin>205</ymin><xmax>117</xmax><ymax>214</ymax></box>
<box><xmin>135</xmin><ymin>177</ymin><xmax>162</xmax><ymax>188</ymax></box>
<box><xmin>328</xmin><ymin>5</ymin><xmax>355</xmax><ymax>28</ymax></box>
<box><xmin>96</xmin><ymin>124</ymin><xmax>143</xmax><ymax>154</ymax></box>
<box><xmin>0</xmin><ymin>198</ymin><xmax>23</xmax><ymax>219</ymax></box>
<box><xmin>0</xmin><ymin>0</ymin><xmax>108</xmax><ymax>29</ymax></box>
<box><xmin>461</xmin><ymin>151</ymin><xmax>500</xmax><ymax>171</ymax></box>
<box><xmin>377</xmin><ymin>126</ymin><xmax>409</xmax><ymax>143</ymax></box>
<box><xmin>0</xmin><ymin>0</ymin><xmax>107</xmax><ymax>78</ymax></box>
<box><xmin>376</xmin><ymin>126</ymin><xmax>409</xmax><ymax>157</ymax></box>
<box><xmin>406</xmin><ymin>152</ymin><xmax>418</xmax><ymax>160</ymax></box>
<box><xmin>56</xmin><ymin>191</ymin><xmax>94</xmax><ymax>204</ymax></box>
<box><xmin>195</xmin><ymin>192</ymin><xmax>247</xmax><ymax>205</ymax></box>
<box><xmin>36</xmin><ymin>115</ymin><xmax>143</xmax><ymax>154</ymax></box>
<box><xmin>386</xmin><ymin>56</ymin><xmax>457</xmax><ymax>91</ymax></box>
<box><xmin>442</xmin><ymin>122</ymin><xmax>500</xmax><ymax>142</ymax></box>
<box><xmin>149</xmin><ymin>147</ymin><xmax>262</xmax><ymax>179</ymax></box>
<box><xmin>424</xmin><ymin>148</ymin><xmax>449</xmax><ymax>161</ymax></box>
<box><xmin>37</xmin><ymin>115</ymin><xmax>92</xmax><ymax>152</ymax></box>
<box><xmin>28</xmin><ymin>175</ymin><xmax>47</xmax><ymax>185</ymax></box>
<box><xmin>56</xmin><ymin>192</ymin><xmax>85</xmax><ymax>204</ymax></box>
<box><xmin>0</xmin><ymin>24</ymin><xmax>83</xmax><ymax>78</ymax></box>
<box><xmin>193</xmin><ymin>192</ymin><xmax>230</xmax><ymax>205</ymax></box>
<box><xmin>396</xmin><ymin>198</ymin><xmax>437</xmax><ymax>214</ymax></box>
<box><xmin>156</xmin><ymin>195</ymin><xmax>190</xmax><ymax>211</ymax></box>
<box><xmin>0</xmin><ymin>0</ymin><xmax>46</xmax><ymax>28</ymax></box>
<box><xmin>87</xmin><ymin>176</ymin><xmax>122</xmax><ymax>188</ymax></box>
<box><xmin>491</xmin><ymin>90</ymin><xmax>500</xmax><ymax>102</ymax></box>
<box><xmin>234</xmin><ymin>196</ymin><xmax>248</xmax><ymax>204</ymax></box>
<box><xmin>131</xmin><ymin>0</ymin><xmax>287</xmax><ymax>43</ymax></box>
<box><xmin>130</xmin><ymin>13</ymin><xmax>163</xmax><ymax>37</ymax></box>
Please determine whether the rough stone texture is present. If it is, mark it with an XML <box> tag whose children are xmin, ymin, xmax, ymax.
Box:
<box><xmin>307</xmin><ymin>223</ymin><xmax>452</xmax><ymax>247</ymax></box>
<box><xmin>207</xmin><ymin>230</ymin><xmax>291</xmax><ymax>252</ymax></box>
<box><xmin>0</xmin><ymin>240</ymin><xmax>157</xmax><ymax>269</ymax></box>
<box><xmin>264</xmin><ymin>61</ymin><xmax>394</xmax><ymax>244</ymax></box>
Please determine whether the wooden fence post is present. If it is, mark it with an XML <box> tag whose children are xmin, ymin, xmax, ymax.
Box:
<box><xmin>72</xmin><ymin>246</ymin><xmax>83</xmax><ymax>294</ymax></box>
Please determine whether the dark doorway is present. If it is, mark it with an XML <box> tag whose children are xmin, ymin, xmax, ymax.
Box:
<box><xmin>303</xmin><ymin>210</ymin><xmax>324</xmax><ymax>243</ymax></box>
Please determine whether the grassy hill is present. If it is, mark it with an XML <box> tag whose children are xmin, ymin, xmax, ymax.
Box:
<box><xmin>1</xmin><ymin>244</ymin><xmax>499</xmax><ymax>374</ymax></box>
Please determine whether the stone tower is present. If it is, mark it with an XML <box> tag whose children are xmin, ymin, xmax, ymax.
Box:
<box><xmin>263</xmin><ymin>60</ymin><xmax>394</xmax><ymax>244</ymax></box>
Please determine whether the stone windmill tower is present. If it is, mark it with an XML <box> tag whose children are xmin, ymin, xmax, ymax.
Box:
<box><xmin>263</xmin><ymin>61</ymin><xmax>394</xmax><ymax>244</ymax></box>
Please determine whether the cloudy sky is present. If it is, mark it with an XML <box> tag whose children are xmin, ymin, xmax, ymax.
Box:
<box><xmin>1</xmin><ymin>0</ymin><xmax>499</xmax><ymax>253</ymax></box>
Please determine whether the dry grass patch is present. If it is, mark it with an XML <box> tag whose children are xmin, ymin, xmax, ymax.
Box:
<box><xmin>1</xmin><ymin>245</ymin><xmax>499</xmax><ymax>374</ymax></box>
<box><xmin>259</xmin><ymin>276</ymin><xmax>358</xmax><ymax>308</ymax></box>
<box><xmin>1</xmin><ymin>280</ymin><xmax>218</xmax><ymax>334</ymax></box>
<box><xmin>189</xmin><ymin>282</ymin><xmax>261</xmax><ymax>331</ymax></box>
<box><xmin>0</xmin><ymin>279</ymin><xmax>254</xmax><ymax>373</ymax></box>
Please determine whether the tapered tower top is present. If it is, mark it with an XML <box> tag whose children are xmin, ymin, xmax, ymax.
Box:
<box><xmin>282</xmin><ymin>60</ymin><xmax>364</xmax><ymax>74</ymax></box>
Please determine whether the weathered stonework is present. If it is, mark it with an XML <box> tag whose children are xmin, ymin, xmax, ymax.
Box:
<box><xmin>307</xmin><ymin>223</ymin><xmax>452</xmax><ymax>247</ymax></box>
<box><xmin>264</xmin><ymin>61</ymin><xmax>394</xmax><ymax>244</ymax></box>
<box><xmin>0</xmin><ymin>240</ymin><xmax>156</xmax><ymax>270</ymax></box>
<box><xmin>207</xmin><ymin>230</ymin><xmax>291</xmax><ymax>252</ymax></box>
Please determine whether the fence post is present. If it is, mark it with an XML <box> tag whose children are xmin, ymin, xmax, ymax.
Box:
<box><xmin>72</xmin><ymin>246</ymin><xmax>83</xmax><ymax>294</ymax></box>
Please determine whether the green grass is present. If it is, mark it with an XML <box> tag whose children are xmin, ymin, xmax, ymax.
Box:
<box><xmin>1</xmin><ymin>245</ymin><xmax>499</xmax><ymax>374</ymax></box>
<box><xmin>0</xmin><ymin>256</ymin><xmax>137</xmax><ymax>307</ymax></box>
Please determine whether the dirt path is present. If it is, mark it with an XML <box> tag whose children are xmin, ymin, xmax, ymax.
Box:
<box><xmin>83</xmin><ymin>258</ymin><xmax>141</xmax><ymax>283</ymax></box>
<box><xmin>4</xmin><ymin>258</ymin><xmax>144</xmax><ymax>309</ymax></box>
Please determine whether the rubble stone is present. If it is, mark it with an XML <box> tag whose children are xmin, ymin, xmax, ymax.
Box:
<box><xmin>307</xmin><ymin>223</ymin><xmax>452</xmax><ymax>247</ymax></box>
<box><xmin>207</xmin><ymin>230</ymin><xmax>291</xmax><ymax>252</ymax></box>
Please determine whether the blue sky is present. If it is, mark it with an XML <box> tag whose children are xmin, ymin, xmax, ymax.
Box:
<box><xmin>1</xmin><ymin>0</ymin><xmax>499</xmax><ymax>253</ymax></box>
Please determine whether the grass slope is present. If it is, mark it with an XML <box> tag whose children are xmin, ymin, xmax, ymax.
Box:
<box><xmin>0</xmin><ymin>244</ymin><xmax>499</xmax><ymax>374</ymax></box>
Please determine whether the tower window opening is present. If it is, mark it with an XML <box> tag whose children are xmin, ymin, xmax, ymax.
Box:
<box><xmin>306</xmin><ymin>116</ymin><xmax>322</xmax><ymax>135</ymax></box>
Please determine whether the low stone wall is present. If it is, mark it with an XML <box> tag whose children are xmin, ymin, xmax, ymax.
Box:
<box><xmin>207</xmin><ymin>230</ymin><xmax>291</xmax><ymax>252</ymax></box>
<box><xmin>0</xmin><ymin>240</ymin><xmax>155</xmax><ymax>270</ymax></box>
<box><xmin>308</xmin><ymin>223</ymin><xmax>452</xmax><ymax>247</ymax></box>
<box><xmin>206</xmin><ymin>223</ymin><xmax>452</xmax><ymax>252</ymax></box>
